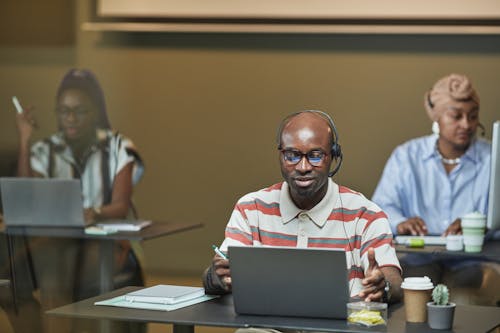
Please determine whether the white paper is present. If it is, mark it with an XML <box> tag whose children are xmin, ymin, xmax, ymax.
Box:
<box><xmin>94</xmin><ymin>294</ymin><xmax>217</xmax><ymax>311</ymax></box>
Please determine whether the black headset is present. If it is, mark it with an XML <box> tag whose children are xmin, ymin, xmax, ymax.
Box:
<box><xmin>276</xmin><ymin>110</ymin><xmax>343</xmax><ymax>177</ymax></box>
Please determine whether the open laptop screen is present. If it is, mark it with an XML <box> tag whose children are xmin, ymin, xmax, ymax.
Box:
<box><xmin>487</xmin><ymin>121</ymin><xmax>500</xmax><ymax>237</ymax></box>
<box><xmin>229</xmin><ymin>246</ymin><xmax>349</xmax><ymax>319</ymax></box>
<box><xmin>0</xmin><ymin>177</ymin><xmax>88</xmax><ymax>228</ymax></box>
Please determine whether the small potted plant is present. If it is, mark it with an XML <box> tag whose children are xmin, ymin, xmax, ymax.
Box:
<box><xmin>427</xmin><ymin>284</ymin><xmax>456</xmax><ymax>330</ymax></box>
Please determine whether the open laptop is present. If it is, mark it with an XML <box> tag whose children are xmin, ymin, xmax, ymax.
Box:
<box><xmin>229</xmin><ymin>246</ymin><xmax>349</xmax><ymax>319</ymax></box>
<box><xmin>0</xmin><ymin>177</ymin><xmax>90</xmax><ymax>228</ymax></box>
<box><xmin>394</xmin><ymin>235</ymin><xmax>446</xmax><ymax>246</ymax></box>
<box><xmin>486</xmin><ymin>121</ymin><xmax>500</xmax><ymax>240</ymax></box>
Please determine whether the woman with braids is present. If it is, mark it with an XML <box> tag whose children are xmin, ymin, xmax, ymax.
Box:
<box><xmin>15</xmin><ymin>69</ymin><xmax>145</xmax><ymax>332</ymax></box>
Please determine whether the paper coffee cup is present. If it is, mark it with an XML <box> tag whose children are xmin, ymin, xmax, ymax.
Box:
<box><xmin>446</xmin><ymin>235</ymin><xmax>463</xmax><ymax>251</ymax></box>
<box><xmin>401</xmin><ymin>276</ymin><xmax>433</xmax><ymax>323</ymax></box>
<box><xmin>461</xmin><ymin>212</ymin><xmax>486</xmax><ymax>253</ymax></box>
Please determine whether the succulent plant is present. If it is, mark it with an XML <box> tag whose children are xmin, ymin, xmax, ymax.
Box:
<box><xmin>432</xmin><ymin>284</ymin><xmax>450</xmax><ymax>305</ymax></box>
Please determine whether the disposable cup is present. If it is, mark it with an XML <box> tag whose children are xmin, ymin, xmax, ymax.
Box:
<box><xmin>401</xmin><ymin>276</ymin><xmax>433</xmax><ymax>323</ymax></box>
<box><xmin>446</xmin><ymin>235</ymin><xmax>463</xmax><ymax>251</ymax></box>
<box><xmin>461</xmin><ymin>212</ymin><xmax>486</xmax><ymax>253</ymax></box>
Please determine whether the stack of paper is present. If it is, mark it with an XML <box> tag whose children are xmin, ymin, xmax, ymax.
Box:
<box><xmin>125</xmin><ymin>285</ymin><xmax>205</xmax><ymax>304</ymax></box>
<box><xmin>96</xmin><ymin>220</ymin><xmax>152</xmax><ymax>232</ymax></box>
<box><xmin>95</xmin><ymin>285</ymin><xmax>217</xmax><ymax>311</ymax></box>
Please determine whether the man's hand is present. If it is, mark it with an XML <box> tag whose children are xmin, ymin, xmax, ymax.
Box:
<box><xmin>358</xmin><ymin>248</ymin><xmax>386</xmax><ymax>302</ymax></box>
<box><xmin>83</xmin><ymin>208</ymin><xmax>97</xmax><ymax>223</ymax></box>
<box><xmin>212</xmin><ymin>254</ymin><xmax>231</xmax><ymax>291</ymax></box>
<box><xmin>443</xmin><ymin>218</ymin><xmax>462</xmax><ymax>236</ymax></box>
<box><xmin>396</xmin><ymin>217</ymin><xmax>428</xmax><ymax>235</ymax></box>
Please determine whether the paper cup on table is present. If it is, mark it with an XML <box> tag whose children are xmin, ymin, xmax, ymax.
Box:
<box><xmin>446</xmin><ymin>235</ymin><xmax>463</xmax><ymax>251</ymax></box>
<box><xmin>401</xmin><ymin>276</ymin><xmax>433</xmax><ymax>323</ymax></box>
<box><xmin>461</xmin><ymin>212</ymin><xmax>486</xmax><ymax>253</ymax></box>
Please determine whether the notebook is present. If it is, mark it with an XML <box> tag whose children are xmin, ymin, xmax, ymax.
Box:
<box><xmin>96</xmin><ymin>220</ymin><xmax>152</xmax><ymax>232</ymax></box>
<box><xmin>124</xmin><ymin>285</ymin><xmax>205</xmax><ymax>305</ymax></box>
<box><xmin>229</xmin><ymin>246</ymin><xmax>349</xmax><ymax>319</ymax></box>
<box><xmin>0</xmin><ymin>177</ymin><xmax>90</xmax><ymax>228</ymax></box>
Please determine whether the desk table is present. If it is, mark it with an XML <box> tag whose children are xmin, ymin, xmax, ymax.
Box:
<box><xmin>48</xmin><ymin>286</ymin><xmax>500</xmax><ymax>333</ymax></box>
<box><xmin>2</xmin><ymin>221</ymin><xmax>202</xmax><ymax>294</ymax></box>
<box><xmin>2</xmin><ymin>222</ymin><xmax>202</xmax><ymax>332</ymax></box>
<box><xmin>395</xmin><ymin>240</ymin><xmax>500</xmax><ymax>262</ymax></box>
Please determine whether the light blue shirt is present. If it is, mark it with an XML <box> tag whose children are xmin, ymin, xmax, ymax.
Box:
<box><xmin>372</xmin><ymin>134</ymin><xmax>491</xmax><ymax>235</ymax></box>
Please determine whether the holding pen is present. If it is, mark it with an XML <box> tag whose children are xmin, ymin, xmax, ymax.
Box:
<box><xmin>212</xmin><ymin>244</ymin><xmax>228</xmax><ymax>260</ymax></box>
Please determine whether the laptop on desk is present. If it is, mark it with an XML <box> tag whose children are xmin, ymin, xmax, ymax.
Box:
<box><xmin>229</xmin><ymin>246</ymin><xmax>350</xmax><ymax>319</ymax></box>
<box><xmin>0</xmin><ymin>177</ymin><xmax>90</xmax><ymax>228</ymax></box>
<box><xmin>394</xmin><ymin>234</ymin><xmax>447</xmax><ymax>246</ymax></box>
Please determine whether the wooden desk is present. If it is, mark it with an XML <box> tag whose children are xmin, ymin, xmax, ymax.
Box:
<box><xmin>48</xmin><ymin>286</ymin><xmax>500</xmax><ymax>333</ymax></box>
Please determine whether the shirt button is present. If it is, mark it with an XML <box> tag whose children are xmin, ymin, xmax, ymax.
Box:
<box><xmin>298</xmin><ymin>213</ymin><xmax>308</xmax><ymax>220</ymax></box>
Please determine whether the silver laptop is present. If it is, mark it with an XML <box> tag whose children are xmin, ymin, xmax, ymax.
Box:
<box><xmin>229</xmin><ymin>246</ymin><xmax>349</xmax><ymax>319</ymax></box>
<box><xmin>0</xmin><ymin>177</ymin><xmax>89</xmax><ymax>227</ymax></box>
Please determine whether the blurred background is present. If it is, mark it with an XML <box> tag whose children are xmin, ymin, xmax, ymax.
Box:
<box><xmin>0</xmin><ymin>0</ymin><xmax>499</xmax><ymax>314</ymax></box>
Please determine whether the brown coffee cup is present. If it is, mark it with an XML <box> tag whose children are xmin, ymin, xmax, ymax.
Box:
<box><xmin>401</xmin><ymin>277</ymin><xmax>434</xmax><ymax>323</ymax></box>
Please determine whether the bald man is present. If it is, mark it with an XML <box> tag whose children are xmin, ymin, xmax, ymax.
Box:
<box><xmin>373</xmin><ymin>73</ymin><xmax>490</xmax><ymax>236</ymax></box>
<box><xmin>203</xmin><ymin>111</ymin><xmax>403</xmax><ymax>326</ymax></box>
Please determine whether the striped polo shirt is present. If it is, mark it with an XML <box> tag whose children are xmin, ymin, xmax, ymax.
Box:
<box><xmin>220</xmin><ymin>179</ymin><xmax>400</xmax><ymax>297</ymax></box>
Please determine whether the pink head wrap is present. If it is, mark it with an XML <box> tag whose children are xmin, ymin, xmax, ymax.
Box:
<box><xmin>424</xmin><ymin>73</ymin><xmax>480</xmax><ymax>121</ymax></box>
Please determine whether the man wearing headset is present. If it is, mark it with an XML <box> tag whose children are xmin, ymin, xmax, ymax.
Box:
<box><xmin>203</xmin><ymin>111</ymin><xmax>403</xmax><ymax>324</ymax></box>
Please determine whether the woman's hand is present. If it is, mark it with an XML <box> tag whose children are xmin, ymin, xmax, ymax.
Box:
<box><xmin>16</xmin><ymin>105</ymin><xmax>38</xmax><ymax>177</ymax></box>
<box><xmin>15</xmin><ymin>105</ymin><xmax>37</xmax><ymax>145</ymax></box>
<box><xmin>443</xmin><ymin>218</ymin><xmax>462</xmax><ymax>236</ymax></box>
<box><xmin>396</xmin><ymin>217</ymin><xmax>428</xmax><ymax>236</ymax></box>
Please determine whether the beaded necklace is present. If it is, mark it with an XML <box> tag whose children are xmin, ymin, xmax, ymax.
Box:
<box><xmin>436</xmin><ymin>143</ymin><xmax>461</xmax><ymax>165</ymax></box>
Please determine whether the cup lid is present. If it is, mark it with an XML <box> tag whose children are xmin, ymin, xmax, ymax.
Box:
<box><xmin>347</xmin><ymin>301</ymin><xmax>387</xmax><ymax>310</ymax></box>
<box><xmin>462</xmin><ymin>211</ymin><xmax>486</xmax><ymax>219</ymax></box>
<box><xmin>401</xmin><ymin>276</ymin><xmax>434</xmax><ymax>290</ymax></box>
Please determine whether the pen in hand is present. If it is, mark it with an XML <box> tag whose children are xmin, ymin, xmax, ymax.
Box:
<box><xmin>212</xmin><ymin>244</ymin><xmax>228</xmax><ymax>260</ymax></box>
<box><xmin>12</xmin><ymin>96</ymin><xmax>23</xmax><ymax>114</ymax></box>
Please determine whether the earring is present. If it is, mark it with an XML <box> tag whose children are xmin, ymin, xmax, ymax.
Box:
<box><xmin>432</xmin><ymin>121</ymin><xmax>440</xmax><ymax>135</ymax></box>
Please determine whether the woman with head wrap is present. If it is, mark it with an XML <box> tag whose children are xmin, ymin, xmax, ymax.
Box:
<box><xmin>373</xmin><ymin>73</ymin><xmax>489</xmax><ymax>236</ymax></box>
<box><xmin>15</xmin><ymin>69</ymin><xmax>145</xmax><ymax>332</ymax></box>
<box><xmin>372</xmin><ymin>74</ymin><xmax>495</xmax><ymax>303</ymax></box>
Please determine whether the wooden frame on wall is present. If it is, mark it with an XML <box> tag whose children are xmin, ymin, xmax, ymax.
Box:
<box><xmin>97</xmin><ymin>0</ymin><xmax>500</xmax><ymax>20</ymax></box>
<box><xmin>82</xmin><ymin>0</ymin><xmax>500</xmax><ymax>34</ymax></box>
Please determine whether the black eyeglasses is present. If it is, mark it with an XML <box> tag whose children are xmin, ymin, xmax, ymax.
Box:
<box><xmin>279</xmin><ymin>148</ymin><xmax>327</xmax><ymax>166</ymax></box>
<box><xmin>55</xmin><ymin>107</ymin><xmax>91</xmax><ymax>120</ymax></box>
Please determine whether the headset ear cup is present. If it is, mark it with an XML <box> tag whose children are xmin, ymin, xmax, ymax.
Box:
<box><xmin>331</xmin><ymin>144</ymin><xmax>341</xmax><ymax>159</ymax></box>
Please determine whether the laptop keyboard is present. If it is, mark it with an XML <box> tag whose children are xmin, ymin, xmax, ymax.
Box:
<box><xmin>394</xmin><ymin>235</ymin><xmax>446</xmax><ymax>246</ymax></box>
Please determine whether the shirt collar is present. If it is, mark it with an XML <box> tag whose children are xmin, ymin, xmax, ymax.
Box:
<box><xmin>280</xmin><ymin>179</ymin><xmax>339</xmax><ymax>228</ymax></box>
<box><xmin>51</xmin><ymin>129</ymin><xmax>108</xmax><ymax>159</ymax></box>
<box><xmin>422</xmin><ymin>134</ymin><xmax>438</xmax><ymax>162</ymax></box>
<box><xmin>423</xmin><ymin>134</ymin><xmax>479</xmax><ymax>163</ymax></box>
<box><xmin>462</xmin><ymin>139</ymin><xmax>479</xmax><ymax>163</ymax></box>
<box><xmin>53</xmin><ymin>129</ymin><xmax>107</xmax><ymax>147</ymax></box>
